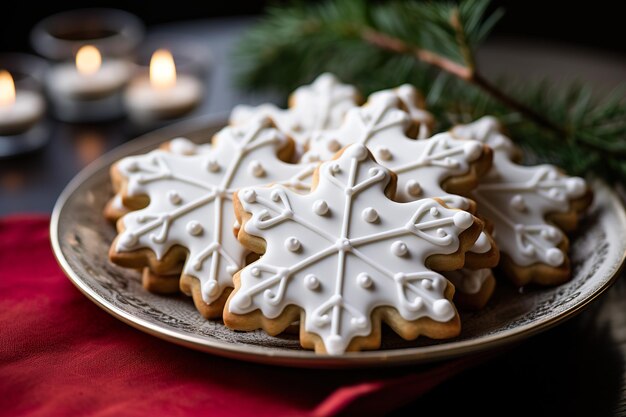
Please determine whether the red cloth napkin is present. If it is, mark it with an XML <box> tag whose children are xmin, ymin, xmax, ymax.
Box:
<box><xmin>0</xmin><ymin>215</ymin><xmax>485</xmax><ymax>417</ymax></box>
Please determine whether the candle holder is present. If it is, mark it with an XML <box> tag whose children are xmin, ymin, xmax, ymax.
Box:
<box><xmin>31</xmin><ymin>9</ymin><xmax>144</xmax><ymax>123</ymax></box>
<box><xmin>0</xmin><ymin>53</ymin><xmax>50</xmax><ymax>158</ymax></box>
<box><xmin>30</xmin><ymin>8</ymin><xmax>144</xmax><ymax>61</ymax></box>
<box><xmin>124</xmin><ymin>46</ymin><xmax>206</xmax><ymax>130</ymax></box>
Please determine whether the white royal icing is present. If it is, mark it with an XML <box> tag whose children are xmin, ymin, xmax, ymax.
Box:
<box><xmin>301</xmin><ymin>92</ymin><xmax>484</xmax><ymax>209</ymax></box>
<box><xmin>229</xmin><ymin>73</ymin><xmax>360</xmax><ymax>154</ymax></box>
<box><xmin>113</xmin><ymin>118</ymin><xmax>317</xmax><ymax>305</ymax></box>
<box><xmin>445</xmin><ymin>268</ymin><xmax>491</xmax><ymax>295</ymax></box>
<box><xmin>301</xmin><ymin>91</ymin><xmax>491</xmax><ymax>289</ymax></box>
<box><xmin>168</xmin><ymin>137</ymin><xmax>212</xmax><ymax>155</ymax></box>
<box><xmin>451</xmin><ymin>116</ymin><xmax>588</xmax><ymax>268</ymax></box>
<box><xmin>230</xmin><ymin>144</ymin><xmax>472</xmax><ymax>355</ymax></box>
<box><xmin>368</xmin><ymin>84</ymin><xmax>434</xmax><ymax>139</ymax></box>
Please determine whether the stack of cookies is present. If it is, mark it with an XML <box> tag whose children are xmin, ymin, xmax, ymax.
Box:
<box><xmin>105</xmin><ymin>73</ymin><xmax>592</xmax><ymax>355</ymax></box>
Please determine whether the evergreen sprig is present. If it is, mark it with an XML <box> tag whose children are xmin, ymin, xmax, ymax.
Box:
<box><xmin>233</xmin><ymin>0</ymin><xmax>626</xmax><ymax>184</ymax></box>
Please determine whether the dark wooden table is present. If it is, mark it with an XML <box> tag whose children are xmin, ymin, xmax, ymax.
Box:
<box><xmin>2</xmin><ymin>17</ymin><xmax>625</xmax><ymax>417</ymax></box>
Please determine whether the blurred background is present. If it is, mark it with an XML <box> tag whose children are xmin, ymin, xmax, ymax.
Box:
<box><xmin>2</xmin><ymin>1</ymin><xmax>624</xmax><ymax>54</ymax></box>
<box><xmin>0</xmin><ymin>1</ymin><xmax>624</xmax><ymax>215</ymax></box>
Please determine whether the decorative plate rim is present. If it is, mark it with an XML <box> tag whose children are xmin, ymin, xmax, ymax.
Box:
<box><xmin>50</xmin><ymin>113</ymin><xmax>626</xmax><ymax>368</ymax></box>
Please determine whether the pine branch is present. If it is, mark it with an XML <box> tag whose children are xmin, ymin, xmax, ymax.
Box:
<box><xmin>232</xmin><ymin>0</ymin><xmax>626</xmax><ymax>184</ymax></box>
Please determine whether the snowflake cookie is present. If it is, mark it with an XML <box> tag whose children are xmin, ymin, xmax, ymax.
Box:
<box><xmin>230</xmin><ymin>73</ymin><xmax>361</xmax><ymax>156</ymax></box>
<box><xmin>451</xmin><ymin>116</ymin><xmax>592</xmax><ymax>286</ymax></box>
<box><xmin>300</xmin><ymin>90</ymin><xmax>499</xmax><ymax>293</ymax></box>
<box><xmin>108</xmin><ymin>118</ymin><xmax>316</xmax><ymax>318</ymax></box>
<box><xmin>225</xmin><ymin>144</ymin><xmax>485</xmax><ymax>354</ymax></box>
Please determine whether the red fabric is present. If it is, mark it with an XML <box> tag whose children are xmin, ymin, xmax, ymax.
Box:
<box><xmin>0</xmin><ymin>215</ymin><xmax>484</xmax><ymax>417</ymax></box>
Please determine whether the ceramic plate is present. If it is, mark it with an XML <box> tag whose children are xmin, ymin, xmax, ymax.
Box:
<box><xmin>50</xmin><ymin>113</ymin><xmax>626</xmax><ymax>368</ymax></box>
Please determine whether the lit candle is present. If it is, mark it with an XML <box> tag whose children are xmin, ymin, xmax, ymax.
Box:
<box><xmin>124</xmin><ymin>49</ymin><xmax>202</xmax><ymax>122</ymax></box>
<box><xmin>0</xmin><ymin>70</ymin><xmax>45</xmax><ymax>136</ymax></box>
<box><xmin>46</xmin><ymin>45</ymin><xmax>131</xmax><ymax>122</ymax></box>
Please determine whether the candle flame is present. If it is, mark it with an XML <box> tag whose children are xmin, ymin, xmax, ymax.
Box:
<box><xmin>76</xmin><ymin>45</ymin><xmax>102</xmax><ymax>75</ymax></box>
<box><xmin>0</xmin><ymin>70</ymin><xmax>16</xmax><ymax>107</ymax></box>
<box><xmin>150</xmin><ymin>49</ymin><xmax>176</xmax><ymax>89</ymax></box>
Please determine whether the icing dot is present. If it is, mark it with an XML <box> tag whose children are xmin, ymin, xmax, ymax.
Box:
<box><xmin>357</xmin><ymin>273</ymin><xmax>373</xmax><ymax>289</ymax></box>
<box><xmin>270</xmin><ymin>189</ymin><xmax>281</xmax><ymax>202</ymax></box>
<box><xmin>327</xmin><ymin>139</ymin><xmax>341</xmax><ymax>152</ymax></box>
<box><xmin>330</xmin><ymin>163</ymin><xmax>341</xmax><ymax>174</ymax></box>
<box><xmin>285</xmin><ymin>237</ymin><xmax>301</xmax><ymax>252</ymax></box>
<box><xmin>120</xmin><ymin>233</ymin><xmax>137</xmax><ymax>248</ymax></box>
<box><xmin>452</xmin><ymin>211</ymin><xmax>473</xmax><ymax>229</ymax></box>
<box><xmin>565</xmin><ymin>177</ymin><xmax>586</xmax><ymax>196</ymax></box>
<box><xmin>202</xmin><ymin>280</ymin><xmax>220</xmax><ymax>298</ymax></box>
<box><xmin>463</xmin><ymin>141</ymin><xmax>483</xmax><ymax>160</ymax></box>
<box><xmin>377</xmin><ymin>146</ymin><xmax>392</xmax><ymax>161</ymax></box>
<box><xmin>366</xmin><ymin>168</ymin><xmax>378</xmax><ymax>179</ymax></box>
<box><xmin>207</xmin><ymin>159</ymin><xmax>220</xmax><ymax>172</ymax></box>
<box><xmin>169</xmin><ymin>137</ymin><xmax>196</xmax><ymax>155</ymax></box>
<box><xmin>168</xmin><ymin>190</ymin><xmax>182</xmax><ymax>205</ymax></box>
<box><xmin>410</xmin><ymin>297</ymin><xmax>424</xmax><ymax>311</ymax></box>
<box><xmin>406</xmin><ymin>180</ymin><xmax>422</xmax><ymax>197</ymax></box>
<box><xmin>541</xmin><ymin>227</ymin><xmax>560</xmax><ymax>242</ymax></box>
<box><xmin>263</xmin><ymin>289</ymin><xmax>276</xmax><ymax>302</ymax></box>
<box><xmin>186</xmin><ymin>221</ymin><xmax>203</xmax><ymax>236</ymax></box>
<box><xmin>348</xmin><ymin>144</ymin><xmax>368</xmax><ymax>161</ymax></box>
<box><xmin>362</xmin><ymin>207</ymin><xmax>378</xmax><ymax>223</ymax></box>
<box><xmin>546</xmin><ymin>248</ymin><xmax>565</xmax><ymax>266</ymax></box>
<box><xmin>391</xmin><ymin>240</ymin><xmax>408</xmax><ymax>257</ymax></box>
<box><xmin>421</xmin><ymin>280</ymin><xmax>433</xmax><ymax>289</ymax></box>
<box><xmin>250</xmin><ymin>267</ymin><xmax>261</xmax><ymax>277</ymax></box>
<box><xmin>313</xmin><ymin>199</ymin><xmax>329</xmax><ymax>216</ymax></box>
<box><xmin>510</xmin><ymin>194</ymin><xmax>526</xmax><ymax>211</ymax></box>
<box><xmin>337</xmin><ymin>238</ymin><xmax>352</xmax><ymax>252</ymax></box>
<box><xmin>430</xmin><ymin>207</ymin><xmax>440</xmax><ymax>217</ymax></box>
<box><xmin>241</xmin><ymin>189</ymin><xmax>256</xmax><ymax>203</ymax></box>
<box><xmin>433</xmin><ymin>299</ymin><xmax>454</xmax><ymax>318</ymax></box>
<box><xmin>248</xmin><ymin>160</ymin><xmax>265</xmax><ymax>177</ymax></box>
<box><xmin>304</xmin><ymin>274</ymin><xmax>320</xmax><ymax>291</ymax></box>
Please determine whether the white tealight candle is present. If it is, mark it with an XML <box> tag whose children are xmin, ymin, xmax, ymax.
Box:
<box><xmin>46</xmin><ymin>45</ymin><xmax>131</xmax><ymax>122</ymax></box>
<box><xmin>0</xmin><ymin>70</ymin><xmax>45</xmax><ymax>136</ymax></box>
<box><xmin>124</xmin><ymin>49</ymin><xmax>202</xmax><ymax>122</ymax></box>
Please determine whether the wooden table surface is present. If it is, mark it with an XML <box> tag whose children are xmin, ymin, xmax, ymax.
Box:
<box><xmin>1</xmin><ymin>17</ymin><xmax>625</xmax><ymax>417</ymax></box>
